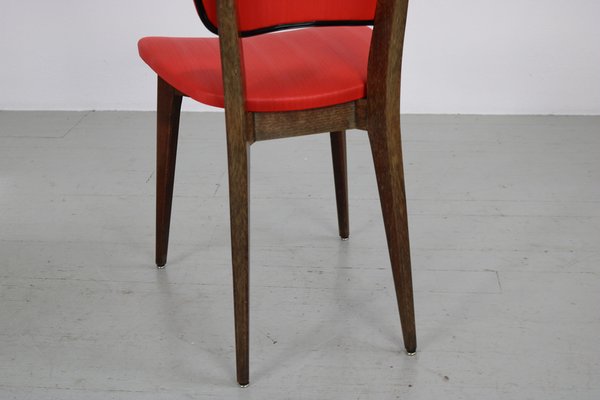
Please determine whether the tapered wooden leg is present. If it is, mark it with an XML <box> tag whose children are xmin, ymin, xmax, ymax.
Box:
<box><xmin>156</xmin><ymin>77</ymin><xmax>182</xmax><ymax>267</ymax></box>
<box><xmin>368</xmin><ymin>122</ymin><xmax>416</xmax><ymax>353</ymax></box>
<box><xmin>330</xmin><ymin>131</ymin><xmax>349</xmax><ymax>239</ymax></box>
<box><xmin>225</xmin><ymin>122</ymin><xmax>251</xmax><ymax>386</ymax></box>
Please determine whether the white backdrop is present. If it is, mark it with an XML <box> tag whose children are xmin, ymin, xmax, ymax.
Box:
<box><xmin>1</xmin><ymin>0</ymin><xmax>599</xmax><ymax>114</ymax></box>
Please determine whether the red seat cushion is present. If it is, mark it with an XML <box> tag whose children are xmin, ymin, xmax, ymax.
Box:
<box><xmin>138</xmin><ymin>26</ymin><xmax>371</xmax><ymax>112</ymax></box>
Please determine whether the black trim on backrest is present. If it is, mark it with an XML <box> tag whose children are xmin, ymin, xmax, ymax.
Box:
<box><xmin>194</xmin><ymin>0</ymin><xmax>219</xmax><ymax>35</ymax></box>
<box><xmin>193</xmin><ymin>0</ymin><xmax>374</xmax><ymax>37</ymax></box>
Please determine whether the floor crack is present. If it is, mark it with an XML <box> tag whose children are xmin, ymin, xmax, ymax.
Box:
<box><xmin>61</xmin><ymin>110</ymin><xmax>92</xmax><ymax>138</ymax></box>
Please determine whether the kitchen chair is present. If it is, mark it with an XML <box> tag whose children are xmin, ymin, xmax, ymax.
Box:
<box><xmin>138</xmin><ymin>0</ymin><xmax>416</xmax><ymax>386</ymax></box>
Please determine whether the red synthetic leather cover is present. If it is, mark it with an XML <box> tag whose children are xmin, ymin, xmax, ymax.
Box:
<box><xmin>196</xmin><ymin>0</ymin><xmax>376</xmax><ymax>34</ymax></box>
<box><xmin>138</xmin><ymin>27</ymin><xmax>371</xmax><ymax>112</ymax></box>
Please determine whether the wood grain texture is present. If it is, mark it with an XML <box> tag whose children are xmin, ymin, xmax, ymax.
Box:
<box><xmin>367</xmin><ymin>0</ymin><xmax>416</xmax><ymax>352</ymax></box>
<box><xmin>330</xmin><ymin>131</ymin><xmax>349</xmax><ymax>239</ymax></box>
<box><xmin>155</xmin><ymin>77</ymin><xmax>182</xmax><ymax>267</ymax></box>
<box><xmin>218</xmin><ymin>0</ymin><xmax>251</xmax><ymax>386</ymax></box>
<box><xmin>253</xmin><ymin>102</ymin><xmax>358</xmax><ymax>142</ymax></box>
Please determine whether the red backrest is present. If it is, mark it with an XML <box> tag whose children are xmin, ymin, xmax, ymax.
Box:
<box><xmin>194</xmin><ymin>0</ymin><xmax>376</xmax><ymax>36</ymax></box>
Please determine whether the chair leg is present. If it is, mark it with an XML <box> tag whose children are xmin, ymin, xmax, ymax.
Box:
<box><xmin>367</xmin><ymin>122</ymin><xmax>417</xmax><ymax>354</ymax></box>
<box><xmin>330</xmin><ymin>131</ymin><xmax>349</xmax><ymax>239</ymax></box>
<box><xmin>225</xmin><ymin>127</ymin><xmax>251</xmax><ymax>386</ymax></box>
<box><xmin>155</xmin><ymin>77</ymin><xmax>183</xmax><ymax>268</ymax></box>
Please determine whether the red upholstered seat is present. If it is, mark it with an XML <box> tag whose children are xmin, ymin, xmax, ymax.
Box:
<box><xmin>138</xmin><ymin>26</ymin><xmax>371</xmax><ymax>112</ymax></box>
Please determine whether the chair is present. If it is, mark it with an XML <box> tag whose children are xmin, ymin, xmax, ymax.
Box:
<box><xmin>138</xmin><ymin>0</ymin><xmax>416</xmax><ymax>386</ymax></box>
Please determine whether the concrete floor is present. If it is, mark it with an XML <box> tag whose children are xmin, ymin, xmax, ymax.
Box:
<box><xmin>1</xmin><ymin>111</ymin><xmax>599</xmax><ymax>399</ymax></box>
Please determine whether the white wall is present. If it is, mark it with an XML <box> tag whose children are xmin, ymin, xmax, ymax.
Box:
<box><xmin>1</xmin><ymin>0</ymin><xmax>599</xmax><ymax>114</ymax></box>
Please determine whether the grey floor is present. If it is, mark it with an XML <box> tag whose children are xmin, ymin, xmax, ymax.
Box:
<box><xmin>1</xmin><ymin>111</ymin><xmax>599</xmax><ymax>399</ymax></box>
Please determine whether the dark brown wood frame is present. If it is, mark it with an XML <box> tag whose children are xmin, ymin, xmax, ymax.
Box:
<box><xmin>154</xmin><ymin>0</ymin><xmax>415</xmax><ymax>386</ymax></box>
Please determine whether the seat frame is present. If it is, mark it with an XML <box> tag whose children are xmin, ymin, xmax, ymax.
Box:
<box><xmin>153</xmin><ymin>0</ymin><xmax>415</xmax><ymax>386</ymax></box>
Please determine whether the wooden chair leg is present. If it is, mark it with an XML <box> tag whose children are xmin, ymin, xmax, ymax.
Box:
<box><xmin>368</xmin><ymin>122</ymin><xmax>417</xmax><ymax>354</ymax></box>
<box><xmin>330</xmin><ymin>131</ymin><xmax>349</xmax><ymax>239</ymax></box>
<box><xmin>225</xmin><ymin>126</ymin><xmax>251</xmax><ymax>386</ymax></box>
<box><xmin>156</xmin><ymin>77</ymin><xmax>182</xmax><ymax>267</ymax></box>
